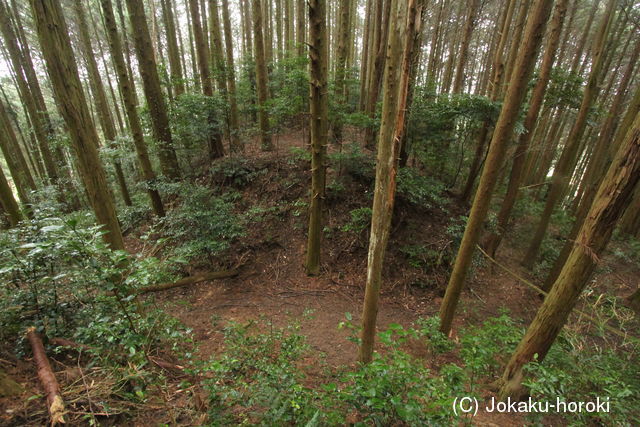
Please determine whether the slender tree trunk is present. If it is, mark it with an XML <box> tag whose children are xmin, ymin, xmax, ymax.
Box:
<box><xmin>439</xmin><ymin>0</ymin><xmax>554</xmax><ymax>335</ymax></box>
<box><xmin>545</xmin><ymin>79</ymin><xmax>640</xmax><ymax>289</ymax></box>
<box><xmin>0</xmin><ymin>164</ymin><xmax>22</xmax><ymax>226</ymax></box>
<box><xmin>451</xmin><ymin>0</ymin><xmax>481</xmax><ymax>94</ymax></box>
<box><xmin>330</xmin><ymin>0</ymin><xmax>351</xmax><ymax>143</ymax></box>
<box><xmin>502</xmin><ymin>0</ymin><xmax>532</xmax><ymax>95</ymax></box>
<box><xmin>252</xmin><ymin>0</ymin><xmax>273</xmax><ymax>150</ymax></box>
<box><xmin>161</xmin><ymin>0</ymin><xmax>185</xmax><ymax>96</ymax></box>
<box><xmin>498</xmin><ymin>108</ymin><xmax>640</xmax><ymax>400</ymax></box>
<box><xmin>221</xmin><ymin>0</ymin><xmax>242</xmax><ymax>152</ymax></box>
<box><xmin>296</xmin><ymin>0</ymin><xmax>305</xmax><ymax>57</ymax></box>
<box><xmin>209</xmin><ymin>0</ymin><xmax>228</xmax><ymax>95</ymax></box>
<box><xmin>0</xmin><ymin>1</ymin><xmax>59</xmax><ymax>184</ymax></box>
<box><xmin>568</xmin><ymin>0</ymin><xmax>600</xmax><ymax>74</ymax></box>
<box><xmin>0</xmin><ymin>100</ymin><xmax>37</xmax><ymax>197</ymax></box>
<box><xmin>305</xmin><ymin>0</ymin><xmax>328</xmax><ymax>276</ymax></box>
<box><xmin>483</xmin><ymin>0</ymin><xmax>569</xmax><ymax>257</ymax></box>
<box><xmin>523</xmin><ymin>0</ymin><xmax>616</xmax><ymax>268</ymax></box>
<box><xmin>73</xmin><ymin>0</ymin><xmax>132</xmax><ymax>207</ymax></box>
<box><xmin>358</xmin><ymin>0</ymin><xmax>373</xmax><ymax>111</ymax></box>
<box><xmin>101</xmin><ymin>0</ymin><xmax>166</xmax><ymax>217</ymax></box>
<box><xmin>363</xmin><ymin>0</ymin><xmax>392</xmax><ymax>149</ymax></box>
<box><xmin>126</xmin><ymin>0</ymin><xmax>181</xmax><ymax>179</ymax></box>
<box><xmin>30</xmin><ymin>0</ymin><xmax>124</xmax><ymax>250</ymax></box>
<box><xmin>359</xmin><ymin>0</ymin><xmax>416</xmax><ymax>363</ymax></box>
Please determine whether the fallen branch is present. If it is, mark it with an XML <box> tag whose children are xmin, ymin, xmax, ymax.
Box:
<box><xmin>137</xmin><ymin>269</ymin><xmax>239</xmax><ymax>294</ymax></box>
<box><xmin>26</xmin><ymin>327</ymin><xmax>66</xmax><ymax>425</ymax></box>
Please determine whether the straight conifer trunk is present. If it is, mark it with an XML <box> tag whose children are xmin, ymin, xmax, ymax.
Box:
<box><xmin>499</xmin><ymin>109</ymin><xmax>640</xmax><ymax>400</ymax></box>
<box><xmin>359</xmin><ymin>0</ymin><xmax>417</xmax><ymax>364</ymax></box>
<box><xmin>221</xmin><ymin>0</ymin><xmax>242</xmax><ymax>152</ymax></box>
<box><xmin>304</xmin><ymin>0</ymin><xmax>328</xmax><ymax>276</ymax></box>
<box><xmin>29</xmin><ymin>0</ymin><xmax>124</xmax><ymax>250</ymax></box>
<box><xmin>522</xmin><ymin>0</ymin><xmax>617</xmax><ymax>268</ymax></box>
<box><xmin>439</xmin><ymin>0</ymin><xmax>554</xmax><ymax>335</ymax></box>
<box><xmin>101</xmin><ymin>0</ymin><xmax>166</xmax><ymax>217</ymax></box>
<box><xmin>125</xmin><ymin>0</ymin><xmax>181</xmax><ymax>179</ymax></box>
<box><xmin>252</xmin><ymin>0</ymin><xmax>273</xmax><ymax>151</ymax></box>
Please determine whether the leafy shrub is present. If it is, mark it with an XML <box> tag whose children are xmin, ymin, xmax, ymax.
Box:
<box><xmin>209</xmin><ymin>156</ymin><xmax>263</xmax><ymax>188</ymax></box>
<box><xmin>170</xmin><ymin>92</ymin><xmax>226</xmax><ymax>157</ymax></box>
<box><xmin>341</xmin><ymin>207</ymin><xmax>372</xmax><ymax>235</ymax></box>
<box><xmin>328</xmin><ymin>142</ymin><xmax>375</xmax><ymax>182</ymax></box>
<box><xmin>396</xmin><ymin>167</ymin><xmax>447</xmax><ymax>210</ymax></box>
<box><xmin>156</xmin><ymin>183</ymin><xmax>244</xmax><ymax>263</ymax></box>
<box><xmin>0</xmin><ymin>213</ymin><xmax>190</xmax><ymax>364</ymax></box>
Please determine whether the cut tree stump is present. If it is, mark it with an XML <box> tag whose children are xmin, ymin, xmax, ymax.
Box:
<box><xmin>26</xmin><ymin>327</ymin><xmax>66</xmax><ymax>425</ymax></box>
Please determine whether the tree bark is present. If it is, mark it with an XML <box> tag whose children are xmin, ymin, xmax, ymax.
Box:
<box><xmin>359</xmin><ymin>0</ymin><xmax>416</xmax><ymax>363</ymax></box>
<box><xmin>30</xmin><ymin>0</ymin><xmax>124</xmax><ymax>250</ymax></box>
<box><xmin>483</xmin><ymin>0</ymin><xmax>569</xmax><ymax>257</ymax></box>
<box><xmin>522</xmin><ymin>0</ymin><xmax>616</xmax><ymax>268</ymax></box>
<box><xmin>498</xmin><ymin>108</ymin><xmax>640</xmax><ymax>400</ymax></box>
<box><xmin>73</xmin><ymin>0</ymin><xmax>132</xmax><ymax>207</ymax></box>
<box><xmin>304</xmin><ymin>0</ymin><xmax>328</xmax><ymax>276</ymax></box>
<box><xmin>0</xmin><ymin>162</ymin><xmax>22</xmax><ymax>226</ymax></box>
<box><xmin>451</xmin><ymin>0</ymin><xmax>482</xmax><ymax>95</ymax></box>
<box><xmin>252</xmin><ymin>0</ymin><xmax>273</xmax><ymax>151</ymax></box>
<box><xmin>125</xmin><ymin>0</ymin><xmax>181</xmax><ymax>179</ymax></box>
<box><xmin>26</xmin><ymin>327</ymin><xmax>65</xmax><ymax>425</ymax></box>
<box><xmin>439</xmin><ymin>0</ymin><xmax>554</xmax><ymax>336</ymax></box>
<box><xmin>160</xmin><ymin>0</ymin><xmax>185</xmax><ymax>96</ymax></box>
<box><xmin>101</xmin><ymin>0</ymin><xmax>166</xmax><ymax>217</ymax></box>
<box><xmin>221</xmin><ymin>0</ymin><xmax>242</xmax><ymax>152</ymax></box>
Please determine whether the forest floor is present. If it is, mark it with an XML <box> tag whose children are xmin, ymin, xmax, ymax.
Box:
<box><xmin>1</xmin><ymin>129</ymin><xmax>638</xmax><ymax>426</ymax></box>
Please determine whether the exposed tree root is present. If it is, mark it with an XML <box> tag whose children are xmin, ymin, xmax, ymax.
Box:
<box><xmin>26</xmin><ymin>327</ymin><xmax>66</xmax><ymax>425</ymax></box>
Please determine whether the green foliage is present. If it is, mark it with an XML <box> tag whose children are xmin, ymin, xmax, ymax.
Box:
<box><xmin>544</xmin><ymin>68</ymin><xmax>583</xmax><ymax>110</ymax></box>
<box><xmin>154</xmin><ymin>182</ymin><xmax>244</xmax><ymax>263</ymax></box>
<box><xmin>340</xmin><ymin>207</ymin><xmax>372</xmax><ymax>235</ymax></box>
<box><xmin>268</xmin><ymin>55</ymin><xmax>309</xmax><ymax>131</ymax></box>
<box><xmin>400</xmin><ymin>244</ymin><xmax>447</xmax><ymax>269</ymax></box>
<box><xmin>209</xmin><ymin>156</ymin><xmax>264</xmax><ymax>188</ymax></box>
<box><xmin>396</xmin><ymin>167</ymin><xmax>448</xmax><ymax>210</ymax></box>
<box><xmin>170</xmin><ymin>92</ymin><xmax>226</xmax><ymax>156</ymax></box>
<box><xmin>523</xmin><ymin>336</ymin><xmax>640</xmax><ymax>426</ymax></box>
<box><xmin>328</xmin><ymin>142</ymin><xmax>375</xmax><ymax>182</ymax></box>
<box><xmin>459</xmin><ymin>313</ymin><xmax>522</xmax><ymax>385</ymax></box>
<box><xmin>0</xmin><ymin>213</ymin><xmax>190</xmax><ymax>366</ymax></box>
<box><xmin>203</xmin><ymin>318</ymin><xmax>465</xmax><ymax>426</ymax></box>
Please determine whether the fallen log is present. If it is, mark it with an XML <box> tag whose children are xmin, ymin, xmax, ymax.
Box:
<box><xmin>26</xmin><ymin>327</ymin><xmax>65</xmax><ymax>425</ymax></box>
<box><xmin>137</xmin><ymin>269</ymin><xmax>239</xmax><ymax>294</ymax></box>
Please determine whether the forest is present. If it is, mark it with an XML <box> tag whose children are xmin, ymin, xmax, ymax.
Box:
<box><xmin>0</xmin><ymin>0</ymin><xmax>638</xmax><ymax>425</ymax></box>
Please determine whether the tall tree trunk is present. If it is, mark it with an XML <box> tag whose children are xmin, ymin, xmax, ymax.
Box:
<box><xmin>358</xmin><ymin>0</ymin><xmax>373</xmax><ymax>111</ymax></box>
<box><xmin>0</xmin><ymin>99</ymin><xmax>37</xmax><ymax>197</ymax></box>
<box><xmin>330</xmin><ymin>0</ymin><xmax>351</xmax><ymax>143</ymax></box>
<box><xmin>252</xmin><ymin>0</ymin><xmax>273</xmax><ymax>151</ymax></box>
<box><xmin>363</xmin><ymin>0</ymin><xmax>392</xmax><ymax>149</ymax></box>
<box><xmin>101</xmin><ymin>0</ymin><xmax>166</xmax><ymax>217</ymax></box>
<box><xmin>545</xmin><ymin>77</ymin><xmax>640</xmax><ymax>289</ymax></box>
<box><xmin>304</xmin><ymin>0</ymin><xmax>328</xmax><ymax>276</ymax></box>
<box><xmin>209</xmin><ymin>0</ymin><xmax>228</xmax><ymax>95</ymax></box>
<box><xmin>451</xmin><ymin>0</ymin><xmax>481</xmax><ymax>95</ymax></box>
<box><xmin>0</xmin><ymin>1</ymin><xmax>59</xmax><ymax>184</ymax></box>
<box><xmin>359</xmin><ymin>0</ymin><xmax>417</xmax><ymax>363</ymax></box>
<box><xmin>498</xmin><ymin>108</ymin><xmax>640</xmax><ymax>400</ymax></box>
<box><xmin>439</xmin><ymin>0</ymin><xmax>554</xmax><ymax>336</ymax></box>
<box><xmin>502</xmin><ymin>0</ymin><xmax>533</xmax><ymax>95</ymax></box>
<box><xmin>221</xmin><ymin>0</ymin><xmax>242</xmax><ymax>152</ymax></box>
<box><xmin>73</xmin><ymin>0</ymin><xmax>132</xmax><ymax>207</ymax></box>
<box><xmin>126</xmin><ymin>0</ymin><xmax>181</xmax><ymax>179</ymax></box>
<box><xmin>296</xmin><ymin>0</ymin><xmax>305</xmax><ymax>57</ymax></box>
<box><xmin>30</xmin><ymin>0</ymin><xmax>124</xmax><ymax>250</ymax></box>
<box><xmin>483</xmin><ymin>0</ymin><xmax>569</xmax><ymax>257</ymax></box>
<box><xmin>522</xmin><ymin>0</ymin><xmax>616</xmax><ymax>268</ymax></box>
<box><xmin>0</xmin><ymin>164</ymin><xmax>22</xmax><ymax>226</ymax></box>
<box><xmin>160</xmin><ymin>0</ymin><xmax>185</xmax><ymax>96</ymax></box>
